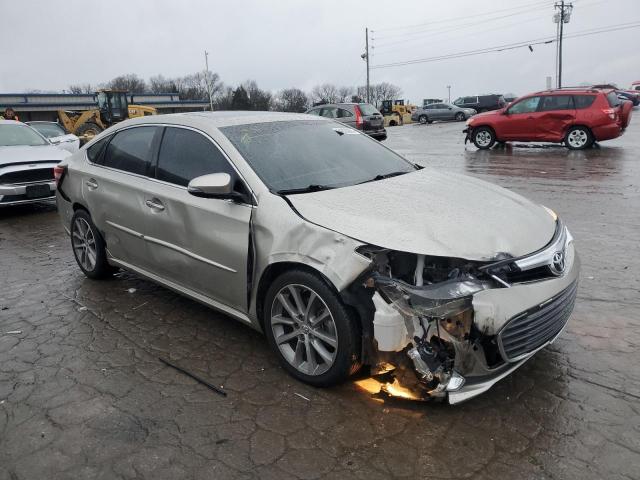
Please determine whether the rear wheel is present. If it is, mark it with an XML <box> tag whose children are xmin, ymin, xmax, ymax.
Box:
<box><xmin>70</xmin><ymin>209</ymin><xmax>113</xmax><ymax>279</ymax></box>
<box><xmin>565</xmin><ymin>126</ymin><xmax>593</xmax><ymax>150</ymax></box>
<box><xmin>455</xmin><ymin>112</ymin><xmax>465</xmax><ymax>121</ymax></box>
<box><xmin>419</xmin><ymin>115</ymin><xmax>428</xmax><ymax>124</ymax></box>
<box><xmin>264</xmin><ymin>269</ymin><xmax>361</xmax><ymax>387</ymax></box>
<box><xmin>472</xmin><ymin>127</ymin><xmax>496</xmax><ymax>149</ymax></box>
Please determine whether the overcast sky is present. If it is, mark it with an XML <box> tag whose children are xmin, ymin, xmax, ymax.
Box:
<box><xmin>2</xmin><ymin>0</ymin><xmax>639</xmax><ymax>102</ymax></box>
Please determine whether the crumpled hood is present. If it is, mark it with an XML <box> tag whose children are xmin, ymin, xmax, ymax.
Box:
<box><xmin>0</xmin><ymin>145</ymin><xmax>70</xmax><ymax>166</ymax></box>
<box><xmin>287</xmin><ymin>169</ymin><xmax>556</xmax><ymax>260</ymax></box>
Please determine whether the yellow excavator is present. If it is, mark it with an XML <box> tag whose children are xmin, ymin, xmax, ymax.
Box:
<box><xmin>58</xmin><ymin>90</ymin><xmax>157</xmax><ymax>143</ymax></box>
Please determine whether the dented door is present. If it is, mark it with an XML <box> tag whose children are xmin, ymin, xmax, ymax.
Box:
<box><xmin>535</xmin><ymin>95</ymin><xmax>576</xmax><ymax>141</ymax></box>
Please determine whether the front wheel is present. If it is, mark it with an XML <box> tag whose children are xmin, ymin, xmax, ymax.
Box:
<box><xmin>565</xmin><ymin>126</ymin><xmax>593</xmax><ymax>150</ymax></box>
<box><xmin>70</xmin><ymin>209</ymin><xmax>113</xmax><ymax>279</ymax></box>
<box><xmin>472</xmin><ymin>127</ymin><xmax>496</xmax><ymax>149</ymax></box>
<box><xmin>419</xmin><ymin>115</ymin><xmax>428</xmax><ymax>124</ymax></box>
<box><xmin>455</xmin><ymin>112</ymin><xmax>465</xmax><ymax>121</ymax></box>
<box><xmin>263</xmin><ymin>269</ymin><xmax>361</xmax><ymax>387</ymax></box>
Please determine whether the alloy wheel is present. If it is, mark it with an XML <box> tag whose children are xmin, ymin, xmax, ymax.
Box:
<box><xmin>270</xmin><ymin>284</ymin><xmax>338</xmax><ymax>376</ymax></box>
<box><xmin>567</xmin><ymin>129</ymin><xmax>588</xmax><ymax>148</ymax></box>
<box><xmin>475</xmin><ymin>130</ymin><xmax>493</xmax><ymax>147</ymax></box>
<box><xmin>72</xmin><ymin>217</ymin><xmax>97</xmax><ymax>271</ymax></box>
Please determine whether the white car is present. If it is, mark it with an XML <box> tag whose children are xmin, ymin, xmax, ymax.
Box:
<box><xmin>26</xmin><ymin>121</ymin><xmax>80</xmax><ymax>154</ymax></box>
<box><xmin>0</xmin><ymin>120</ymin><xmax>70</xmax><ymax>206</ymax></box>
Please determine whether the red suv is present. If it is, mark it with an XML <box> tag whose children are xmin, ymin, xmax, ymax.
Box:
<box><xmin>464</xmin><ymin>88</ymin><xmax>632</xmax><ymax>150</ymax></box>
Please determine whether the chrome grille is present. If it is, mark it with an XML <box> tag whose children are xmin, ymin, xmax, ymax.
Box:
<box><xmin>498</xmin><ymin>281</ymin><xmax>577</xmax><ymax>361</ymax></box>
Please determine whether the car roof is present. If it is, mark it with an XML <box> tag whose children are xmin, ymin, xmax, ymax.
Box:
<box><xmin>532</xmin><ymin>88</ymin><xmax>608</xmax><ymax>95</ymax></box>
<box><xmin>0</xmin><ymin>120</ymin><xmax>23</xmax><ymax>125</ymax></box>
<box><xmin>123</xmin><ymin>111</ymin><xmax>325</xmax><ymax>129</ymax></box>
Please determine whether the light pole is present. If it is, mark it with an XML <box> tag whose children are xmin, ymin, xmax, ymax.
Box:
<box><xmin>446</xmin><ymin>85</ymin><xmax>451</xmax><ymax>103</ymax></box>
<box><xmin>362</xmin><ymin>28</ymin><xmax>370</xmax><ymax>103</ymax></box>
<box><xmin>553</xmin><ymin>1</ymin><xmax>573</xmax><ymax>88</ymax></box>
<box><xmin>204</xmin><ymin>50</ymin><xmax>214</xmax><ymax>111</ymax></box>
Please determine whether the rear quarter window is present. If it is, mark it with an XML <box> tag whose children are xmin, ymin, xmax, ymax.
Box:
<box><xmin>606</xmin><ymin>92</ymin><xmax>621</xmax><ymax>107</ymax></box>
<box><xmin>573</xmin><ymin>95</ymin><xmax>596</xmax><ymax>109</ymax></box>
<box><xmin>358</xmin><ymin>104</ymin><xmax>380</xmax><ymax>115</ymax></box>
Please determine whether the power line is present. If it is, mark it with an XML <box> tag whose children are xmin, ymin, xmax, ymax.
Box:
<box><xmin>372</xmin><ymin>4</ymin><xmax>551</xmax><ymax>45</ymax></box>
<box><xmin>372</xmin><ymin>0</ymin><xmax>551</xmax><ymax>34</ymax></box>
<box><xmin>370</xmin><ymin>21</ymin><xmax>640</xmax><ymax>69</ymax></box>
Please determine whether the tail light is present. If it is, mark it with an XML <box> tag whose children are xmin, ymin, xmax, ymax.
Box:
<box><xmin>602</xmin><ymin>108</ymin><xmax>616</xmax><ymax>120</ymax></box>
<box><xmin>354</xmin><ymin>105</ymin><xmax>363</xmax><ymax>128</ymax></box>
<box><xmin>53</xmin><ymin>164</ymin><xmax>66</xmax><ymax>186</ymax></box>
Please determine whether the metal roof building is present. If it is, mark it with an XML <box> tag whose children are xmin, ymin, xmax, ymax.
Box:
<box><xmin>0</xmin><ymin>93</ymin><xmax>209</xmax><ymax>121</ymax></box>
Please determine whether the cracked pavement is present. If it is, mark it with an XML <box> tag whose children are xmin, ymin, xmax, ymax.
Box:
<box><xmin>1</xmin><ymin>117</ymin><xmax>640</xmax><ymax>479</ymax></box>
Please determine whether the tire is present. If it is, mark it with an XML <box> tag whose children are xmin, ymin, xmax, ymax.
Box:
<box><xmin>70</xmin><ymin>209</ymin><xmax>113</xmax><ymax>279</ymax></box>
<box><xmin>564</xmin><ymin>126</ymin><xmax>593</xmax><ymax>150</ymax></box>
<box><xmin>388</xmin><ymin>120</ymin><xmax>397</xmax><ymax>127</ymax></box>
<box><xmin>263</xmin><ymin>269</ymin><xmax>361</xmax><ymax>387</ymax></box>
<box><xmin>455</xmin><ymin>112</ymin><xmax>465</xmax><ymax>121</ymax></box>
<box><xmin>419</xmin><ymin>115</ymin><xmax>428</xmax><ymax>124</ymax></box>
<box><xmin>472</xmin><ymin>126</ymin><xmax>496</xmax><ymax>150</ymax></box>
<box><xmin>75</xmin><ymin>122</ymin><xmax>103</xmax><ymax>143</ymax></box>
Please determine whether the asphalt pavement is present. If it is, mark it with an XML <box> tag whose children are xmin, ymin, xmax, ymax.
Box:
<box><xmin>1</xmin><ymin>116</ymin><xmax>639</xmax><ymax>479</ymax></box>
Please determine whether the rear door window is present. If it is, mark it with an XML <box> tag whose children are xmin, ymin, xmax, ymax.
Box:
<box><xmin>156</xmin><ymin>127</ymin><xmax>236</xmax><ymax>187</ymax></box>
<box><xmin>337</xmin><ymin>108</ymin><xmax>353</xmax><ymax>118</ymax></box>
<box><xmin>573</xmin><ymin>95</ymin><xmax>596</xmax><ymax>109</ymax></box>
<box><xmin>463</xmin><ymin>97</ymin><xmax>477</xmax><ymax>104</ymax></box>
<box><xmin>508</xmin><ymin>96</ymin><xmax>541</xmax><ymax>114</ymax></box>
<box><xmin>306</xmin><ymin>108</ymin><xmax>321</xmax><ymax>116</ymax></box>
<box><xmin>539</xmin><ymin>95</ymin><xmax>574</xmax><ymax>111</ymax></box>
<box><xmin>102</xmin><ymin>127</ymin><xmax>158</xmax><ymax>175</ymax></box>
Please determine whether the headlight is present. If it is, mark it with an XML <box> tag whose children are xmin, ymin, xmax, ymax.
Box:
<box><xmin>373</xmin><ymin>274</ymin><xmax>489</xmax><ymax>320</ymax></box>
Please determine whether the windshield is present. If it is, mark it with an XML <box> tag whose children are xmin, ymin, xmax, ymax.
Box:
<box><xmin>220</xmin><ymin>120</ymin><xmax>415</xmax><ymax>192</ymax></box>
<box><xmin>0</xmin><ymin>124</ymin><xmax>49</xmax><ymax>147</ymax></box>
<box><xmin>28</xmin><ymin>122</ymin><xmax>66</xmax><ymax>138</ymax></box>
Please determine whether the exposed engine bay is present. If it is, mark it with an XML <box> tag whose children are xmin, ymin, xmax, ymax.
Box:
<box><xmin>356</xmin><ymin>246</ymin><xmax>513</xmax><ymax>400</ymax></box>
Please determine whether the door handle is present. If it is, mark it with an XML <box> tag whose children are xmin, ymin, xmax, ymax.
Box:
<box><xmin>145</xmin><ymin>199</ymin><xmax>165</xmax><ymax>211</ymax></box>
<box><xmin>86</xmin><ymin>178</ymin><xmax>98</xmax><ymax>189</ymax></box>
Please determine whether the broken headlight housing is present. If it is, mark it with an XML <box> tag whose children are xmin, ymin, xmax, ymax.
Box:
<box><xmin>373</xmin><ymin>274</ymin><xmax>489</xmax><ymax>340</ymax></box>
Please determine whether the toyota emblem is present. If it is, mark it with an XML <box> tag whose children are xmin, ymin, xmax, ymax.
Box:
<box><xmin>550</xmin><ymin>251</ymin><xmax>566</xmax><ymax>275</ymax></box>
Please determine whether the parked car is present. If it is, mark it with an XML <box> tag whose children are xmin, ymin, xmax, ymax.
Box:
<box><xmin>56</xmin><ymin>112</ymin><xmax>579</xmax><ymax>404</ymax></box>
<box><xmin>26</xmin><ymin>121</ymin><xmax>80</xmax><ymax>153</ymax></box>
<box><xmin>631</xmin><ymin>81</ymin><xmax>640</xmax><ymax>92</ymax></box>
<box><xmin>464</xmin><ymin>88</ymin><xmax>632</xmax><ymax>150</ymax></box>
<box><xmin>0</xmin><ymin>120</ymin><xmax>70</xmax><ymax>206</ymax></box>
<box><xmin>453</xmin><ymin>94</ymin><xmax>506</xmax><ymax>113</ymax></box>
<box><xmin>305</xmin><ymin>103</ymin><xmax>386</xmax><ymax>140</ymax></box>
<box><xmin>422</xmin><ymin>98</ymin><xmax>443</xmax><ymax>107</ymax></box>
<box><xmin>591</xmin><ymin>85</ymin><xmax>640</xmax><ymax>106</ymax></box>
<box><xmin>411</xmin><ymin>103</ymin><xmax>476</xmax><ymax>124</ymax></box>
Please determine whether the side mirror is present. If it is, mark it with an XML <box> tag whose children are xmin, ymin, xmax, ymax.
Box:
<box><xmin>188</xmin><ymin>173</ymin><xmax>238</xmax><ymax>199</ymax></box>
<box><xmin>49</xmin><ymin>138</ymin><xmax>61</xmax><ymax>145</ymax></box>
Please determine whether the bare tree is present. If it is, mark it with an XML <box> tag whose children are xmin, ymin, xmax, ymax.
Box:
<box><xmin>311</xmin><ymin>83</ymin><xmax>339</xmax><ymax>105</ymax></box>
<box><xmin>68</xmin><ymin>83</ymin><xmax>94</xmax><ymax>94</ymax></box>
<box><xmin>274</xmin><ymin>88</ymin><xmax>309</xmax><ymax>112</ymax></box>
<box><xmin>149</xmin><ymin>75</ymin><xmax>177</xmax><ymax>94</ymax></box>
<box><xmin>175</xmin><ymin>72</ymin><xmax>222</xmax><ymax>100</ymax></box>
<box><xmin>337</xmin><ymin>86</ymin><xmax>354</xmax><ymax>103</ymax></box>
<box><xmin>357</xmin><ymin>82</ymin><xmax>402</xmax><ymax>108</ymax></box>
<box><xmin>243</xmin><ymin>80</ymin><xmax>272</xmax><ymax>110</ymax></box>
<box><xmin>107</xmin><ymin>74</ymin><xmax>147</xmax><ymax>93</ymax></box>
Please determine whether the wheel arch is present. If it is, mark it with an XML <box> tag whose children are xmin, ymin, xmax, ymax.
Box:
<box><xmin>255</xmin><ymin>261</ymin><xmax>370</xmax><ymax>363</ymax></box>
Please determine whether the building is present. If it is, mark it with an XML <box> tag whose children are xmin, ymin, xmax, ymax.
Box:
<box><xmin>0</xmin><ymin>92</ymin><xmax>209</xmax><ymax>121</ymax></box>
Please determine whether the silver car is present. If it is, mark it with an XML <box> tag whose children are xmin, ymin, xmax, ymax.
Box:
<box><xmin>56</xmin><ymin>112</ymin><xmax>579</xmax><ymax>404</ymax></box>
<box><xmin>26</xmin><ymin>121</ymin><xmax>80</xmax><ymax>154</ymax></box>
<box><xmin>0</xmin><ymin>120</ymin><xmax>70</xmax><ymax>206</ymax></box>
<box><xmin>411</xmin><ymin>103</ymin><xmax>476</xmax><ymax>124</ymax></box>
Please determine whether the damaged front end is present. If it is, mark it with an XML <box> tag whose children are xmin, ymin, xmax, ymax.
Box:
<box><xmin>353</xmin><ymin>221</ymin><xmax>578</xmax><ymax>403</ymax></box>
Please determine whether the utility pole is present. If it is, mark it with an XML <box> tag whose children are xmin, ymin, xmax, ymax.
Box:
<box><xmin>446</xmin><ymin>85</ymin><xmax>451</xmax><ymax>103</ymax></box>
<box><xmin>204</xmin><ymin>50</ymin><xmax>214</xmax><ymax>111</ymax></box>
<box><xmin>364</xmin><ymin>28</ymin><xmax>370</xmax><ymax>103</ymax></box>
<box><xmin>553</xmin><ymin>1</ymin><xmax>573</xmax><ymax>88</ymax></box>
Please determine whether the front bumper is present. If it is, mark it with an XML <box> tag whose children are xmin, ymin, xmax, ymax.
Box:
<box><xmin>446</xmin><ymin>241</ymin><xmax>579</xmax><ymax>404</ymax></box>
<box><xmin>0</xmin><ymin>181</ymin><xmax>56</xmax><ymax>206</ymax></box>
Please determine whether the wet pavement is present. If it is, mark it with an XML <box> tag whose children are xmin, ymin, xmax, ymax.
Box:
<box><xmin>1</xmin><ymin>116</ymin><xmax>639</xmax><ymax>480</ymax></box>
